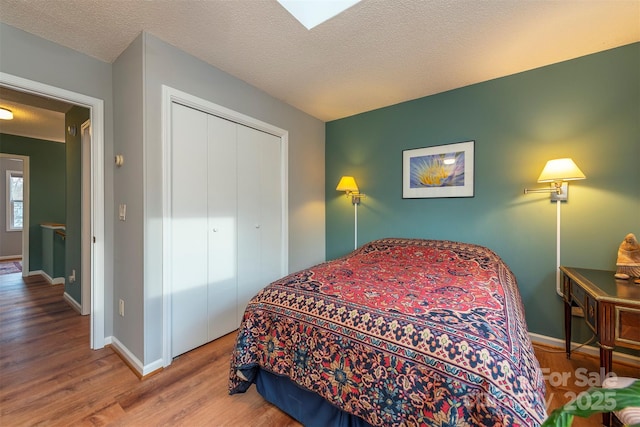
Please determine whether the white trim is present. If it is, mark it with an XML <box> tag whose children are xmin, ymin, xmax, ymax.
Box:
<box><xmin>0</xmin><ymin>72</ymin><xmax>106</xmax><ymax>350</ymax></box>
<box><xmin>110</xmin><ymin>336</ymin><xmax>143</xmax><ymax>375</ymax></box>
<box><xmin>0</xmin><ymin>154</ymin><xmax>29</xmax><ymax>276</ymax></box>
<box><xmin>530</xmin><ymin>332</ymin><xmax>640</xmax><ymax>366</ymax></box>
<box><xmin>33</xmin><ymin>269</ymin><xmax>65</xmax><ymax>285</ymax></box>
<box><xmin>0</xmin><ymin>255</ymin><xmax>21</xmax><ymax>260</ymax></box>
<box><xmin>110</xmin><ymin>336</ymin><xmax>164</xmax><ymax>377</ymax></box>
<box><xmin>280</xmin><ymin>133</ymin><xmax>289</xmax><ymax>276</ymax></box>
<box><xmin>161</xmin><ymin>85</ymin><xmax>289</xmax><ymax>367</ymax></box>
<box><xmin>80</xmin><ymin>119</ymin><xmax>91</xmax><ymax>316</ymax></box>
<box><xmin>143</xmin><ymin>358</ymin><xmax>164</xmax><ymax>376</ymax></box>
<box><xmin>161</xmin><ymin>89</ymin><xmax>172</xmax><ymax>368</ymax></box>
<box><xmin>63</xmin><ymin>291</ymin><xmax>82</xmax><ymax>313</ymax></box>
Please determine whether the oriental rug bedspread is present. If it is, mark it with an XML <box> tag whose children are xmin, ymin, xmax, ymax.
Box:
<box><xmin>229</xmin><ymin>238</ymin><xmax>547</xmax><ymax>426</ymax></box>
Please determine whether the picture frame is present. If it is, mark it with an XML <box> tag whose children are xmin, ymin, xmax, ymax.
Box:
<box><xmin>402</xmin><ymin>140</ymin><xmax>475</xmax><ymax>198</ymax></box>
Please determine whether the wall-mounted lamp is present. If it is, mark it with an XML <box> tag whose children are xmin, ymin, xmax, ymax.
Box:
<box><xmin>0</xmin><ymin>107</ymin><xmax>14</xmax><ymax>120</ymax></box>
<box><xmin>337</xmin><ymin>176</ymin><xmax>366</xmax><ymax>250</ymax></box>
<box><xmin>524</xmin><ymin>158</ymin><xmax>586</xmax><ymax>201</ymax></box>
<box><xmin>336</xmin><ymin>175</ymin><xmax>365</xmax><ymax>204</ymax></box>
<box><xmin>524</xmin><ymin>158</ymin><xmax>586</xmax><ymax>296</ymax></box>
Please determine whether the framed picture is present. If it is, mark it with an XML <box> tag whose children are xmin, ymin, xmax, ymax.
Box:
<box><xmin>402</xmin><ymin>140</ymin><xmax>474</xmax><ymax>198</ymax></box>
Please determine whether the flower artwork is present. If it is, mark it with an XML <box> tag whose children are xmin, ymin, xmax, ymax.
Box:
<box><xmin>409</xmin><ymin>151</ymin><xmax>465</xmax><ymax>188</ymax></box>
<box><xmin>403</xmin><ymin>141</ymin><xmax>474</xmax><ymax>198</ymax></box>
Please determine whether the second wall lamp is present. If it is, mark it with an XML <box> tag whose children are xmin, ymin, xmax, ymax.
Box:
<box><xmin>524</xmin><ymin>158</ymin><xmax>586</xmax><ymax>201</ymax></box>
<box><xmin>524</xmin><ymin>158</ymin><xmax>586</xmax><ymax>296</ymax></box>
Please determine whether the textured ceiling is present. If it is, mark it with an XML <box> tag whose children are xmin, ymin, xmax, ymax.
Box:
<box><xmin>0</xmin><ymin>0</ymin><xmax>638</xmax><ymax>123</ymax></box>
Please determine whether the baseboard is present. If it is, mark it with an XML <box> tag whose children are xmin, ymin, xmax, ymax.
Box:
<box><xmin>529</xmin><ymin>332</ymin><xmax>640</xmax><ymax>367</ymax></box>
<box><xmin>31</xmin><ymin>270</ymin><xmax>65</xmax><ymax>285</ymax></box>
<box><xmin>0</xmin><ymin>255</ymin><xmax>21</xmax><ymax>261</ymax></box>
<box><xmin>63</xmin><ymin>292</ymin><xmax>82</xmax><ymax>313</ymax></box>
<box><xmin>109</xmin><ymin>336</ymin><xmax>163</xmax><ymax>378</ymax></box>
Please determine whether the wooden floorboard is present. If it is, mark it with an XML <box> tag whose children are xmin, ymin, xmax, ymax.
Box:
<box><xmin>0</xmin><ymin>270</ymin><xmax>637</xmax><ymax>426</ymax></box>
<box><xmin>0</xmin><ymin>272</ymin><xmax>300</xmax><ymax>426</ymax></box>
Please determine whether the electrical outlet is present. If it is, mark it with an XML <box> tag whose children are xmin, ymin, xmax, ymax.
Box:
<box><xmin>119</xmin><ymin>299</ymin><xmax>125</xmax><ymax>317</ymax></box>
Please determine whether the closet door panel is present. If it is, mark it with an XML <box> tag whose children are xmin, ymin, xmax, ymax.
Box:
<box><xmin>236</xmin><ymin>126</ymin><xmax>283</xmax><ymax>324</ymax></box>
<box><xmin>170</xmin><ymin>103</ymin><xmax>209</xmax><ymax>358</ymax></box>
<box><xmin>258</xmin><ymin>132</ymin><xmax>283</xmax><ymax>284</ymax></box>
<box><xmin>207</xmin><ymin>115</ymin><xmax>239</xmax><ymax>339</ymax></box>
<box><xmin>236</xmin><ymin>126</ymin><xmax>262</xmax><ymax>321</ymax></box>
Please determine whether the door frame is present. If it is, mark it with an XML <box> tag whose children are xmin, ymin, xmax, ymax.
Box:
<box><xmin>81</xmin><ymin>119</ymin><xmax>92</xmax><ymax>315</ymax></box>
<box><xmin>161</xmin><ymin>85</ymin><xmax>289</xmax><ymax>366</ymax></box>
<box><xmin>0</xmin><ymin>72</ymin><xmax>106</xmax><ymax>349</ymax></box>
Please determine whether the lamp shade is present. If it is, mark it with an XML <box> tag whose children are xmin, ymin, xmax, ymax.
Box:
<box><xmin>537</xmin><ymin>158</ymin><xmax>586</xmax><ymax>182</ymax></box>
<box><xmin>0</xmin><ymin>108</ymin><xmax>13</xmax><ymax>120</ymax></box>
<box><xmin>336</xmin><ymin>176</ymin><xmax>359</xmax><ymax>192</ymax></box>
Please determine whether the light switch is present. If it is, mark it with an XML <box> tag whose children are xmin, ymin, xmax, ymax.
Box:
<box><xmin>119</xmin><ymin>204</ymin><xmax>127</xmax><ymax>221</ymax></box>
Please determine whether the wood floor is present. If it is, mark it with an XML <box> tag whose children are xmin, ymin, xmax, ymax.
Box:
<box><xmin>1</xmin><ymin>271</ymin><xmax>638</xmax><ymax>426</ymax></box>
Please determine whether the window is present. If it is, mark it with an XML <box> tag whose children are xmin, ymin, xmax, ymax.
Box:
<box><xmin>7</xmin><ymin>170</ymin><xmax>23</xmax><ymax>231</ymax></box>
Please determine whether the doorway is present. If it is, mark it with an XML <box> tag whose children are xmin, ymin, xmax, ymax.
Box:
<box><xmin>0</xmin><ymin>154</ymin><xmax>28</xmax><ymax>272</ymax></box>
<box><xmin>0</xmin><ymin>72</ymin><xmax>106</xmax><ymax>350</ymax></box>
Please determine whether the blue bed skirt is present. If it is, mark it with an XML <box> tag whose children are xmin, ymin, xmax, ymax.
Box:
<box><xmin>255</xmin><ymin>368</ymin><xmax>373</xmax><ymax>427</ymax></box>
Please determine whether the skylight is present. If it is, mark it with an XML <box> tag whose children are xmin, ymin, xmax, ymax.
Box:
<box><xmin>277</xmin><ymin>0</ymin><xmax>361</xmax><ymax>30</ymax></box>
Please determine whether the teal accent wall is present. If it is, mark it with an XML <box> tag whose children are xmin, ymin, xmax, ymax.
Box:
<box><xmin>65</xmin><ymin>106</ymin><xmax>90</xmax><ymax>304</ymax></box>
<box><xmin>326</xmin><ymin>43</ymin><xmax>640</xmax><ymax>343</ymax></box>
<box><xmin>0</xmin><ymin>134</ymin><xmax>66</xmax><ymax>272</ymax></box>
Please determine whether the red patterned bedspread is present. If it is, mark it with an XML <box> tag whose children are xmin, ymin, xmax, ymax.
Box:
<box><xmin>229</xmin><ymin>238</ymin><xmax>547</xmax><ymax>426</ymax></box>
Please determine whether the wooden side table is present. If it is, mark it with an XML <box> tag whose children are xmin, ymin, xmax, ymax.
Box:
<box><xmin>560</xmin><ymin>267</ymin><xmax>640</xmax><ymax>426</ymax></box>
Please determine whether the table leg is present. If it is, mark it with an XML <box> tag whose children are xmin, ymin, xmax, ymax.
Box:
<box><xmin>564</xmin><ymin>297</ymin><xmax>572</xmax><ymax>359</ymax></box>
<box><xmin>601</xmin><ymin>345</ymin><xmax>614</xmax><ymax>427</ymax></box>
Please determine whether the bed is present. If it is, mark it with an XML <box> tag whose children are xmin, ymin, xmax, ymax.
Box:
<box><xmin>229</xmin><ymin>238</ymin><xmax>547</xmax><ymax>426</ymax></box>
